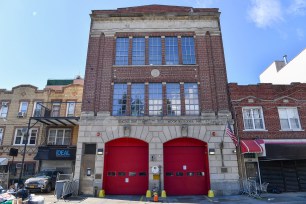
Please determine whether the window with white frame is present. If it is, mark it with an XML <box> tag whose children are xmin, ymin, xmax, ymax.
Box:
<box><xmin>14</xmin><ymin>128</ymin><xmax>38</xmax><ymax>145</ymax></box>
<box><xmin>32</xmin><ymin>101</ymin><xmax>42</xmax><ymax>117</ymax></box>
<box><xmin>51</xmin><ymin>102</ymin><xmax>61</xmax><ymax>117</ymax></box>
<box><xmin>278</xmin><ymin>107</ymin><xmax>301</xmax><ymax>130</ymax></box>
<box><xmin>48</xmin><ymin>128</ymin><xmax>71</xmax><ymax>145</ymax></box>
<box><xmin>19</xmin><ymin>101</ymin><xmax>28</xmax><ymax>114</ymax></box>
<box><xmin>0</xmin><ymin>128</ymin><xmax>3</xmax><ymax>144</ymax></box>
<box><xmin>0</xmin><ymin>102</ymin><xmax>9</xmax><ymax>118</ymax></box>
<box><xmin>242</xmin><ymin>107</ymin><xmax>265</xmax><ymax>130</ymax></box>
<box><xmin>66</xmin><ymin>101</ymin><xmax>76</xmax><ymax>117</ymax></box>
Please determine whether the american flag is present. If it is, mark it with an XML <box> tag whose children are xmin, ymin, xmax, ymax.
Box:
<box><xmin>226</xmin><ymin>122</ymin><xmax>238</xmax><ymax>146</ymax></box>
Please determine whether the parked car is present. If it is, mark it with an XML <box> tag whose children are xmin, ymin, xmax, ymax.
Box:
<box><xmin>24</xmin><ymin>170</ymin><xmax>62</xmax><ymax>193</ymax></box>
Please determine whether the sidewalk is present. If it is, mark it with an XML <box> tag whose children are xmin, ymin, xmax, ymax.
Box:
<box><xmin>40</xmin><ymin>192</ymin><xmax>306</xmax><ymax>204</ymax></box>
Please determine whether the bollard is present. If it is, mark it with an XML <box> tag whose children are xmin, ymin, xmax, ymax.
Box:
<box><xmin>208</xmin><ymin>189</ymin><xmax>214</xmax><ymax>198</ymax></box>
<box><xmin>146</xmin><ymin>190</ymin><xmax>151</xmax><ymax>198</ymax></box>
<box><xmin>98</xmin><ymin>189</ymin><xmax>105</xmax><ymax>198</ymax></box>
<box><xmin>161</xmin><ymin>190</ymin><xmax>167</xmax><ymax>198</ymax></box>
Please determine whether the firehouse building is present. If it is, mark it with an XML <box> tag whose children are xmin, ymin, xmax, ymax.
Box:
<box><xmin>74</xmin><ymin>5</ymin><xmax>239</xmax><ymax>196</ymax></box>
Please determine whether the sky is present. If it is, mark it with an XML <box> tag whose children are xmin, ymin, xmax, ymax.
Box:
<box><xmin>0</xmin><ymin>0</ymin><xmax>306</xmax><ymax>90</ymax></box>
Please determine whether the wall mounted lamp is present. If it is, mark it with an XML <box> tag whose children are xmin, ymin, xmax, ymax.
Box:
<box><xmin>209</xmin><ymin>148</ymin><xmax>215</xmax><ymax>155</ymax></box>
<box><xmin>97</xmin><ymin>148</ymin><xmax>103</xmax><ymax>155</ymax></box>
<box><xmin>232</xmin><ymin>149</ymin><xmax>237</xmax><ymax>153</ymax></box>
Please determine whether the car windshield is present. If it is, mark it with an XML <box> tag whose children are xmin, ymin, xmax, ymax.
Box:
<box><xmin>35</xmin><ymin>171</ymin><xmax>53</xmax><ymax>177</ymax></box>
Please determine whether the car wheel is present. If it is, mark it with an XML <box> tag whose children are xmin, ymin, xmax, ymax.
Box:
<box><xmin>45</xmin><ymin>184</ymin><xmax>52</xmax><ymax>193</ymax></box>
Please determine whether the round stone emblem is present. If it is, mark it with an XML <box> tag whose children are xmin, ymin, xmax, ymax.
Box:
<box><xmin>151</xmin><ymin>69</ymin><xmax>160</xmax><ymax>77</ymax></box>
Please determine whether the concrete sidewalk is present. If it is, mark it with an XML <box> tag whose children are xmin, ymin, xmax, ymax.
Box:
<box><xmin>39</xmin><ymin>192</ymin><xmax>306</xmax><ymax>204</ymax></box>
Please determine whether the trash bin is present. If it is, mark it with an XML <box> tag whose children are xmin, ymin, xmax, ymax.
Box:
<box><xmin>55</xmin><ymin>180</ymin><xmax>69</xmax><ymax>199</ymax></box>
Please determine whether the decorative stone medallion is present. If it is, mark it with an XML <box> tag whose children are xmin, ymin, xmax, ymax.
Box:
<box><xmin>151</xmin><ymin>69</ymin><xmax>160</xmax><ymax>77</ymax></box>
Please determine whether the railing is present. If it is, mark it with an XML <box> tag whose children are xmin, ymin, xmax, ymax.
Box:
<box><xmin>0</xmin><ymin>145</ymin><xmax>37</xmax><ymax>154</ymax></box>
<box><xmin>32</xmin><ymin>102</ymin><xmax>82</xmax><ymax>118</ymax></box>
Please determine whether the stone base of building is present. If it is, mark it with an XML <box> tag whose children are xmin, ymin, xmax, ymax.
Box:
<box><xmin>210</xmin><ymin>180</ymin><xmax>240</xmax><ymax>196</ymax></box>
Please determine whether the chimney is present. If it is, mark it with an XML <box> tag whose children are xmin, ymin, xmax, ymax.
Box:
<box><xmin>283</xmin><ymin>55</ymin><xmax>288</xmax><ymax>64</ymax></box>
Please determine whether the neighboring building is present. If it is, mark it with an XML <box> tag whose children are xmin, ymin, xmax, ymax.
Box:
<box><xmin>76</xmin><ymin>5</ymin><xmax>239</xmax><ymax>196</ymax></box>
<box><xmin>229</xmin><ymin>83</ymin><xmax>306</xmax><ymax>192</ymax></box>
<box><xmin>260</xmin><ymin>48</ymin><xmax>306</xmax><ymax>84</ymax></box>
<box><xmin>0</xmin><ymin>78</ymin><xmax>83</xmax><ymax>187</ymax></box>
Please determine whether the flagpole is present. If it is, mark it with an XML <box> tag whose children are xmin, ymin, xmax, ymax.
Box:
<box><xmin>220</xmin><ymin>118</ymin><xmax>228</xmax><ymax>168</ymax></box>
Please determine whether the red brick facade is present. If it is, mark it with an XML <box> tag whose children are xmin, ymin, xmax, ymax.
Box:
<box><xmin>229</xmin><ymin>83</ymin><xmax>306</xmax><ymax>139</ymax></box>
<box><xmin>82</xmin><ymin>5</ymin><xmax>230</xmax><ymax>115</ymax></box>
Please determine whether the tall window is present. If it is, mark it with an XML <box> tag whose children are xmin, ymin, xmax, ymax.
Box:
<box><xmin>51</xmin><ymin>102</ymin><xmax>61</xmax><ymax>117</ymax></box>
<box><xmin>149</xmin><ymin>37</ymin><xmax>162</xmax><ymax>65</ymax></box>
<box><xmin>112</xmin><ymin>84</ymin><xmax>127</xmax><ymax>116</ymax></box>
<box><xmin>0</xmin><ymin>128</ymin><xmax>3</xmax><ymax>144</ymax></box>
<box><xmin>149</xmin><ymin>83</ymin><xmax>163</xmax><ymax>116</ymax></box>
<box><xmin>182</xmin><ymin>37</ymin><xmax>196</xmax><ymax>64</ymax></box>
<box><xmin>33</xmin><ymin>101</ymin><xmax>42</xmax><ymax>117</ymax></box>
<box><xmin>0</xmin><ymin>102</ymin><xmax>9</xmax><ymax>118</ymax></box>
<box><xmin>19</xmin><ymin>101</ymin><xmax>28</xmax><ymax>114</ymax></box>
<box><xmin>278</xmin><ymin>107</ymin><xmax>301</xmax><ymax>130</ymax></box>
<box><xmin>165</xmin><ymin>37</ymin><xmax>179</xmax><ymax>65</ymax></box>
<box><xmin>242</xmin><ymin>107</ymin><xmax>265</xmax><ymax>130</ymax></box>
<box><xmin>66</xmin><ymin>101</ymin><xmax>76</xmax><ymax>117</ymax></box>
<box><xmin>166</xmin><ymin>83</ymin><xmax>181</xmax><ymax>116</ymax></box>
<box><xmin>184</xmin><ymin>83</ymin><xmax>199</xmax><ymax>115</ymax></box>
<box><xmin>48</xmin><ymin>128</ymin><xmax>71</xmax><ymax>145</ymax></box>
<box><xmin>115</xmin><ymin>37</ymin><xmax>129</xmax><ymax>65</ymax></box>
<box><xmin>131</xmin><ymin>84</ymin><xmax>145</xmax><ymax>116</ymax></box>
<box><xmin>14</xmin><ymin>128</ymin><xmax>38</xmax><ymax>145</ymax></box>
<box><xmin>132</xmin><ymin>37</ymin><xmax>145</xmax><ymax>65</ymax></box>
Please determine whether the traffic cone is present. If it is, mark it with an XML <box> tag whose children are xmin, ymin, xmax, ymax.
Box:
<box><xmin>98</xmin><ymin>189</ymin><xmax>105</xmax><ymax>198</ymax></box>
<box><xmin>153</xmin><ymin>192</ymin><xmax>158</xmax><ymax>202</ymax></box>
<box><xmin>146</xmin><ymin>190</ymin><xmax>151</xmax><ymax>198</ymax></box>
<box><xmin>208</xmin><ymin>189</ymin><xmax>214</xmax><ymax>198</ymax></box>
<box><xmin>161</xmin><ymin>190</ymin><xmax>167</xmax><ymax>198</ymax></box>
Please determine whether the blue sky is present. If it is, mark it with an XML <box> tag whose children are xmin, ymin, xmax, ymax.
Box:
<box><xmin>0</xmin><ymin>0</ymin><xmax>306</xmax><ymax>90</ymax></box>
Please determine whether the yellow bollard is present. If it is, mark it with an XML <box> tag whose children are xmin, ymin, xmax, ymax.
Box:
<box><xmin>98</xmin><ymin>189</ymin><xmax>105</xmax><ymax>198</ymax></box>
<box><xmin>208</xmin><ymin>189</ymin><xmax>214</xmax><ymax>198</ymax></box>
<box><xmin>146</xmin><ymin>190</ymin><xmax>152</xmax><ymax>198</ymax></box>
<box><xmin>161</xmin><ymin>190</ymin><xmax>167</xmax><ymax>198</ymax></box>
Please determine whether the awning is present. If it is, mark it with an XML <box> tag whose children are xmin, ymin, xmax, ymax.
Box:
<box><xmin>240</xmin><ymin>140</ymin><xmax>263</xmax><ymax>154</ymax></box>
<box><xmin>0</xmin><ymin>158</ymin><xmax>8</xmax><ymax>165</ymax></box>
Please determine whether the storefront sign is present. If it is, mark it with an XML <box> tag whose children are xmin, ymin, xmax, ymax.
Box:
<box><xmin>34</xmin><ymin>147</ymin><xmax>76</xmax><ymax>160</ymax></box>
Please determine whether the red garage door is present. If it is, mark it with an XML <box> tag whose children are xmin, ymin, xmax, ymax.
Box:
<box><xmin>103</xmin><ymin>138</ymin><xmax>148</xmax><ymax>195</ymax></box>
<box><xmin>164</xmin><ymin>138</ymin><xmax>210</xmax><ymax>195</ymax></box>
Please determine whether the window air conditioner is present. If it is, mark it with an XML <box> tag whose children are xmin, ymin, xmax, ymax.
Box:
<box><xmin>17</xmin><ymin>112</ymin><xmax>26</xmax><ymax>118</ymax></box>
<box><xmin>16</xmin><ymin>163</ymin><xmax>23</xmax><ymax>168</ymax></box>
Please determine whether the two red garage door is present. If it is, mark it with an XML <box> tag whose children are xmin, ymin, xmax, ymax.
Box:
<box><xmin>103</xmin><ymin>137</ymin><xmax>209</xmax><ymax>195</ymax></box>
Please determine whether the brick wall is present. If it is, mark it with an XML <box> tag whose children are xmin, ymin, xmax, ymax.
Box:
<box><xmin>229</xmin><ymin>83</ymin><xmax>306</xmax><ymax>139</ymax></box>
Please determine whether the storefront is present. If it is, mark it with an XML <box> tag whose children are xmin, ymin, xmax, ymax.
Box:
<box><xmin>34</xmin><ymin>146</ymin><xmax>76</xmax><ymax>174</ymax></box>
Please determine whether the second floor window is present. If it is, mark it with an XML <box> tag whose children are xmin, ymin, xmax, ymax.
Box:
<box><xmin>48</xmin><ymin>128</ymin><xmax>71</xmax><ymax>145</ymax></box>
<box><xmin>51</xmin><ymin>102</ymin><xmax>61</xmax><ymax>117</ymax></box>
<box><xmin>66</xmin><ymin>101</ymin><xmax>76</xmax><ymax>117</ymax></box>
<box><xmin>278</xmin><ymin>107</ymin><xmax>301</xmax><ymax>130</ymax></box>
<box><xmin>242</xmin><ymin>107</ymin><xmax>265</xmax><ymax>130</ymax></box>
<box><xmin>132</xmin><ymin>37</ymin><xmax>145</xmax><ymax>65</ymax></box>
<box><xmin>0</xmin><ymin>102</ymin><xmax>9</xmax><ymax>118</ymax></box>
<box><xmin>165</xmin><ymin>37</ymin><xmax>179</xmax><ymax>65</ymax></box>
<box><xmin>166</xmin><ymin>83</ymin><xmax>181</xmax><ymax>116</ymax></box>
<box><xmin>131</xmin><ymin>84</ymin><xmax>145</xmax><ymax>116</ymax></box>
<box><xmin>149</xmin><ymin>83</ymin><xmax>163</xmax><ymax>116</ymax></box>
<box><xmin>115</xmin><ymin>37</ymin><xmax>129</xmax><ymax>65</ymax></box>
<box><xmin>14</xmin><ymin>128</ymin><xmax>38</xmax><ymax>145</ymax></box>
<box><xmin>184</xmin><ymin>83</ymin><xmax>199</xmax><ymax>115</ymax></box>
<box><xmin>112</xmin><ymin>84</ymin><xmax>127</xmax><ymax>116</ymax></box>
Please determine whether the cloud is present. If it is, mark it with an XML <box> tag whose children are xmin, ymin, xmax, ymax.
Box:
<box><xmin>288</xmin><ymin>0</ymin><xmax>306</xmax><ymax>15</ymax></box>
<box><xmin>248</xmin><ymin>0</ymin><xmax>284</xmax><ymax>28</ymax></box>
<box><xmin>32</xmin><ymin>11</ymin><xmax>37</xmax><ymax>16</ymax></box>
<box><xmin>296</xmin><ymin>28</ymin><xmax>305</xmax><ymax>40</ymax></box>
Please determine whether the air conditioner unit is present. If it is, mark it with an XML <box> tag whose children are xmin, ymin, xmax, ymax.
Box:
<box><xmin>16</xmin><ymin>163</ymin><xmax>23</xmax><ymax>168</ymax></box>
<box><xmin>1</xmin><ymin>102</ymin><xmax>8</xmax><ymax>107</ymax></box>
<box><xmin>17</xmin><ymin>112</ymin><xmax>26</xmax><ymax>118</ymax></box>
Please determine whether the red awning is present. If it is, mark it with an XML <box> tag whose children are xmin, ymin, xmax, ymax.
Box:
<box><xmin>240</xmin><ymin>140</ymin><xmax>263</xmax><ymax>154</ymax></box>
